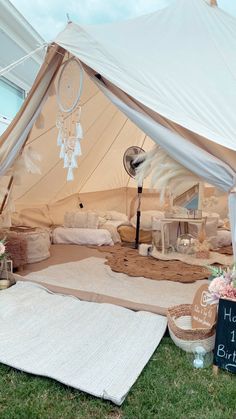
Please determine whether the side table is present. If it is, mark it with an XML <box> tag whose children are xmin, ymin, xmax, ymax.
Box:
<box><xmin>160</xmin><ymin>217</ymin><xmax>206</xmax><ymax>254</ymax></box>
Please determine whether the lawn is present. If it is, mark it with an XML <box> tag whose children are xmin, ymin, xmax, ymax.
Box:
<box><xmin>0</xmin><ymin>337</ymin><xmax>235</xmax><ymax>419</ymax></box>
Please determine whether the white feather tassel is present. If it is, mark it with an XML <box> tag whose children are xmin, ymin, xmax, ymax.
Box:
<box><xmin>74</xmin><ymin>139</ymin><xmax>82</xmax><ymax>156</ymax></box>
<box><xmin>76</xmin><ymin>122</ymin><xmax>83</xmax><ymax>139</ymax></box>
<box><xmin>63</xmin><ymin>153</ymin><xmax>69</xmax><ymax>168</ymax></box>
<box><xmin>70</xmin><ymin>154</ymin><xmax>78</xmax><ymax>169</ymax></box>
<box><xmin>67</xmin><ymin>167</ymin><xmax>74</xmax><ymax>181</ymax></box>
<box><xmin>59</xmin><ymin>144</ymin><xmax>65</xmax><ymax>159</ymax></box>
<box><xmin>57</xmin><ymin>130</ymin><xmax>63</xmax><ymax>146</ymax></box>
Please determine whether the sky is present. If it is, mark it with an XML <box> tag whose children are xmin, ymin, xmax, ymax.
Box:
<box><xmin>10</xmin><ymin>0</ymin><xmax>236</xmax><ymax>41</ymax></box>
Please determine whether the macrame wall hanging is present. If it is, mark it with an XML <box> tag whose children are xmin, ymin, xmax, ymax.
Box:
<box><xmin>56</xmin><ymin>57</ymin><xmax>84</xmax><ymax>181</ymax></box>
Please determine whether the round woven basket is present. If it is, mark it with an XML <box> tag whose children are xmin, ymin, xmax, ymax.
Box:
<box><xmin>167</xmin><ymin>304</ymin><xmax>216</xmax><ymax>352</ymax></box>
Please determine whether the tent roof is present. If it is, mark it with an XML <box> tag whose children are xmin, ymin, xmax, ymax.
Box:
<box><xmin>55</xmin><ymin>0</ymin><xmax>236</xmax><ymax>151</ymax></box>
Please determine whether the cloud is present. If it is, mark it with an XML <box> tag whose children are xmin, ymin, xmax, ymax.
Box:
<box><xmin>10</xmin><ymin>0</ymin><xmax>236</xmax><ymax>41</ymax></box>
<box><xmin>10</xmin><ymin>0</ymin><xmax>171</xmax><ymax>40</ymax></box>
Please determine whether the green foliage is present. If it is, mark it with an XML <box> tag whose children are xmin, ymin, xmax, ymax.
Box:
<box><xmin>0</xmin><ymin>338</ymin><xmax>235</xmax><ymax>419</ymax></box>
<box><xmin>207</xmin><ymin>265</ymin><xmax>224</xmax><ymax>280</ymax></box>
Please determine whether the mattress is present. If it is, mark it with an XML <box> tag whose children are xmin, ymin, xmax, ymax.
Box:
<box><xmin>52</xmin><ymin>227</ymin><xmax>114</xmax><ymax>246</ymax></box>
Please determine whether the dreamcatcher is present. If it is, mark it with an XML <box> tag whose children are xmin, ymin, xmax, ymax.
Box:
<box><xmin>56</xmin><ymin>57</ymin><xmax>84</xmax><ymax>181</ymax></box>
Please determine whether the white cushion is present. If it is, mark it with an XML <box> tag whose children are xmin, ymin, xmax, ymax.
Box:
<box><xmin>105</xmin><ymin>211</ymin><xmax>129</xmax><ymax>222</ymax></box>
<box><xmin>131</xmin><ymin>210</ymin><xmax>165</xmax><ymax>231</ymax></box>
<box><xmin>87</xmin><ymin>212</ymin><xmax>99</xmax><ymax>229</ymax></box>
<box><xmin>189</xmin><ymin>218</ymin><xmax>218</xmax><ymax>239</ymax></box>
<box><xmin>52</xmin><ymin>227</ymin><xmax>113</xmax><ymax>246</ymax></box>
<box><xmin>202</xmin><ymin>196</ymin><xmax>228</xmax><ymax>219</ymax></box>
<box><xmin>215</xmin><ymin>230</ymin><xmax>232</xmax><ymax>247</ymax></box>
<box><xmin>64</xmin><ymin>211</ymin><xmax>99</xmax><ymax>229</ymax></box>
<box><xmin>202</xmin><ymin>211</ymin><xmax>224</xmax><ymax>227</ymax></box>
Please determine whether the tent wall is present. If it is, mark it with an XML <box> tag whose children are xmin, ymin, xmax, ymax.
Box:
<box><xmin>6</xmin><ymin>65</ymin><xmax>156</xmax><ymax>206</ymax></box>
<box><xmin>12</xmin><ymin>187</ymin><xmax>164</xmax><ymax>227</ymax></box>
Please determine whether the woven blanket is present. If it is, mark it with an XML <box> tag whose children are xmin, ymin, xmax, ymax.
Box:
<box><xmin>0</xmin><ymin>282</ymin><xmax>166</xmax><ymax>405</ymax></box>
<box><xmin>21</xmin><ymin>257</ymin><xmax>208</xmax><ymax>315</ymax></box>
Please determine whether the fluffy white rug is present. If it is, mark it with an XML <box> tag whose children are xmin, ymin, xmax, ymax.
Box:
<box><xmin>0</xmin><ymin>282</ymin><xmax>167</xmax><ymax>405</ymax></box>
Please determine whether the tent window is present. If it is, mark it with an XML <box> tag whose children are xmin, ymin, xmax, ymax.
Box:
<box><xmin>0</xmin><ymin>76</ymin><xmax>25</xmax><ymax>120</ymax></box>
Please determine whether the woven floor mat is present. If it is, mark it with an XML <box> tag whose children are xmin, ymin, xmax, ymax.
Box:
<box><xmin>216</xmin><ymin>245</ymin><xmax>233</xmax><ymax>255</ymax></box>
<box><xmin>95</xmin><ymin>245</ymin><xmax>209</xmax><ymax>283</ymax></box>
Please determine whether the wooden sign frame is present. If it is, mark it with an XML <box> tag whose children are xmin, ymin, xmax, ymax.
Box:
<box><xmin>191</xmin><ymin>284</ymin><xmax>217</xmax><ymax>329</ymax></box>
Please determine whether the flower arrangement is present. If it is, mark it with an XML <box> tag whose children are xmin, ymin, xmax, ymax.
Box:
<box><xmin>208</xmin><ymin>265</ymin><xmax>236</xmax><ymax>303</ymax></box>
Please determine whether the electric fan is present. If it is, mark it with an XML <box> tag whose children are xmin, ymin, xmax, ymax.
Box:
<box><xmin>123</xmin><ymin>146</ymin><xmax>145</xmax><ymax>249</ymax></box>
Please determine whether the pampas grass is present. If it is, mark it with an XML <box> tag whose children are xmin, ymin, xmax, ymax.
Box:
<box><xmin>135</xmin><ymin>145</ymin><xmax>200</xmax><ymax>201</ymax></box>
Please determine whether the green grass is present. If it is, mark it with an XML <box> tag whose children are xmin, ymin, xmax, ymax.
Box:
<box><xmin>0</xmin><ymin>338</ymin><xmax>235</xmax><ymax>419</ymax></box>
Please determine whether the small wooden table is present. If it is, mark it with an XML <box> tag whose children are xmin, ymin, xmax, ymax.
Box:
<box><xmin>159</xmin><ymin>217</ymin><xmax>206</xmax><ymax>254</ymax></box>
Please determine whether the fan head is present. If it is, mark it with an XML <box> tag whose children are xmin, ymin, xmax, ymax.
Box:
<box><xmin>123</xmin><ymin>146</ymin><xmax>145</xmax><ymax>178</ymax></box>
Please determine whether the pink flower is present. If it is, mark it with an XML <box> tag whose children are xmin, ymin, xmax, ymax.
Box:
<box><xmin>0</xmin><ymin>242</ymin><xmax>5</xmax><ymax>256</ymax></box>
<box><xmin>208</xmin><ymin>276</ymin><xmax>226</xmax><ymax>296</ymax></box>
<box><xmin>221</xmin><ymin>284</ymin><xmax>236</xmax><ymax>301</ymax></box>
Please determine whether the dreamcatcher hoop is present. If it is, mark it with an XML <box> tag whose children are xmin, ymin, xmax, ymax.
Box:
<box><xmin>56</xmin><ymin>57</ymin><xmax>84</xmax><ymax>113</ymax></box>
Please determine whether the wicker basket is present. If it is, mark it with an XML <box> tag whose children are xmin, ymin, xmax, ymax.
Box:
<box><xmin>167</xmin><ymin>304</ymin><xmax>216</xmax><ymax>352</ymax></box>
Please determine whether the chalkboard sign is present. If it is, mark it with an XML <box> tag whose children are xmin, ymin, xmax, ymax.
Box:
<box><xmin>213</xmin><ymin>298</ymin><xmax>236</xmax><ymax>374</ymax></box>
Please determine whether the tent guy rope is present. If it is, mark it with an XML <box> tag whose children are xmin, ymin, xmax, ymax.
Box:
<box><xmin>0</xmin><ymin>44</ymin><xmax>49</xmax><ymax>78</ymax></box>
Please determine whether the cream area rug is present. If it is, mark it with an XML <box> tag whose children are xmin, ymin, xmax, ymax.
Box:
<box><xmin>20</xmin><ymin>257</ymin><xmax>208</xmax><ymax>315</ymax></box>
<box><xmin>0</xmin><ymin>282</ymin><xmax>167</xmax><ymax>405</ymax></box>
<box><xmin>150</xmin><ymin>248</ymin><xmax>233</xmax><ymax>267</ymax></box>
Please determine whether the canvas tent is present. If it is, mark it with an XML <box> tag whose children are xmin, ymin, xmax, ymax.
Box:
<box><xmin>0</xmin><ymin>0</ymin><xmax>236</xmax><ymax>251</ymax></box>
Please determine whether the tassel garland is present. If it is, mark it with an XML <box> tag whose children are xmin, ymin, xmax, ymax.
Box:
<box><xmin>59</xmin><ymin>143</ymin><xmax>65</xmax><ymax>159</ymax></box>
<box><xmin>56</xmin><ymin>104</ymin><xmax>83</xmax><ymax>182</ymax></box>
<box><xmin>57</xmin><ymin>130</ymin><xmax>63</xmax><ymax>146</ymax></box>
<box><xmin>70</xmin><ymin>154</ymin><xmax>78</xmax><ymax>169</ymax></box>
<box><xmin>76</xmin><ymin>122</ymin><xmax>83</xmax><ymax>139</ymax></box>
<box><xmin>67</xmin><ymin>167</ymin><xmax>74</xmax><ymax>181</ymax></box>
<box><xmin>63</xmin><ymin>153</ymin><xmax>69</xmax><ymax>168</ymax></box>
<box><xmin>74</xmin><ymin>139</ymin><xmax>81</xmax><ymax>156</ymax></box>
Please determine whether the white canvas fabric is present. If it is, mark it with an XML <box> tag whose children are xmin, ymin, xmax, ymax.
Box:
<box><xmin>0</xmin><ymin>0</ymin><xmax>236</xmax><ymax>254</ymax></box>
<box><xmin>55</xmin><ymin>0</ymin><xmax>236</xmax><ymax>152</ymax></box>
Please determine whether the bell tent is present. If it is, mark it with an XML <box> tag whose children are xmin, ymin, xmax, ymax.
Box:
<box><xmin>0</xmin><ymin>0</ymin><xmax>236</xmax><ymax>252</ymax></box>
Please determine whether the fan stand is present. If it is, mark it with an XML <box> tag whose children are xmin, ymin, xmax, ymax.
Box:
<box><xmin>135</xmin><ymin>185</ymin><xmax>143</xmax><ymax>249</ymax></box>
<box><xmin>123</xmin><ymin>145</ymin><xmax>145</xmax><ymax>250</ymax></box>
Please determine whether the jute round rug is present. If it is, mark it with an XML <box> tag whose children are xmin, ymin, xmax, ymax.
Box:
<box><xmin>95</xmin><ymin>245</ymin><xmax>210</xmax><ymax>283</ymax></box>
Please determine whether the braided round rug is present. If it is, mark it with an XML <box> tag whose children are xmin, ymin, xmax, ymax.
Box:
<box><xmin>95</xmin><ymin>245</ymin><xmax>209</xmax><ymax>284</ymax></box>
